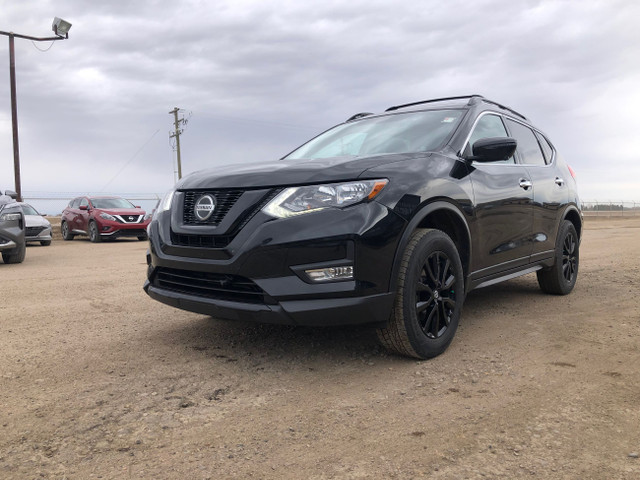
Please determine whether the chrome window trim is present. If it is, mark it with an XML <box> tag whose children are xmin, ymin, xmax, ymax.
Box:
<box><xmin>461</xmin><ymin>111</ymin><xmax>555</xmax><ymax>168</ymax></box>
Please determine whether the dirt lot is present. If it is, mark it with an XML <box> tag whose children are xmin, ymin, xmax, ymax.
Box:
<box><xmin>1</xmin><ymin>217</ymin><xmax>639</xmax><ymax>479</ymax></box>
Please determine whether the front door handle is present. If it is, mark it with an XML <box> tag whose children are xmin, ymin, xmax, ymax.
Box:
<box><xmin>555</xmin><ymin>176</ymin><xmax>565</xmax><ymax>186</ymax></box>
<box><xmin>519</xmin><ymin>179</ymin><xmax>533</xmax><ymax>190</ymax></box>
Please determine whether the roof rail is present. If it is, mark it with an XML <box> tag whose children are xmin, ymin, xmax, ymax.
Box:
<box><xmin>480</xmin><ymin>99</ymin><xmax>528</xmax><ymax>121</ymax></box>
<box><xmin>385</xmin><ymin>95</ymin><xmax>528</xmax><ymax>121</ymax></box>
<box><xmin>346</xmin><ymin>112</ymin><xmax>374</xmax><ymax>122</ymax></box>
<box><xmin>385</xmin><ymin>95</ymin><xmax>484</xmax><ymax>112</ymax></box>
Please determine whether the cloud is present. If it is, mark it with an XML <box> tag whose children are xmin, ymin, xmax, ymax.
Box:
<box><xmin>0</xmin><ymin>0</ymin><xmax>639</xmax><ymax>204</ymax></box>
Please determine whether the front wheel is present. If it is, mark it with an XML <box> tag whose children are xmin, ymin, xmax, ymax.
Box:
<box><xmin>40</xmin><ymin>240</ymin><xmax>51</xmax><ymax>246</ymax></box>
<box><xmin>61</xmin><ymin>221</ymin><xmax>74</xmax><ymax>241</ymax></box>
<box><xmin>2</xmin><ymin>241</ymin><xmax>26</xmax><ymax>264</ymax></box>
<box><xmin>537</xmin><ymin>220</ymin><xmax>579</xmax><ymax>295</ymax></box>
<box><xmin>89</xmin><ymin>221</ymin><xmax>102</xmax><ymax>243</ymax></box>
<box><xmin>377</xmin><ymin>229</ymin><xmax>465</xmax><ymax>359</ymax></box>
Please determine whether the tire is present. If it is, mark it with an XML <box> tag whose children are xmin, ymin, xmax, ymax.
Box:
<box><xmin>138</xmin><ymin>234</ymin><xmax>148</xmax><ymax>241</ymax></box>
<box><xmin>61</xmin><ymin>221</ymin><xmax>74</xmax><ymax>241</ymax></box>
<box><xmin>537</xmin><ymin>220</ymin><xmax>579</xmax><ymax>295</ymax></box>
<box><xmin>40</xmin><ymin>240</ymin><xmax>51</xmax><ymax>246</ymax></box>
<box><xmin>377</xmin><ymin>229</ymin><xmax>465</xmax><ymax>359</ymax></box>
<box><xmin>89</xmin><ymin>221</ymin><xmax>102</xmax><ymax>243</ymax></box>
<box><xmin>2</xmin><ymin>241</ymin><xmax>26</xmax><ymax>264</ymax></box>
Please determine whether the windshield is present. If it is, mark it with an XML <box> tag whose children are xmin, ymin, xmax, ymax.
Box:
<box><xmin>21</xmin><ymin>204</ymin><xmax>39</xmax><ymax>216</ymax></box>
<box><xmin>285</xmin><ymin>109</ymin><xmax>463</xmax><ymax>160</ymax></box>
<box><xmin>91</xmin><ymin>198</ymin><xmax>136</xmax><ymax>209</ymax></box>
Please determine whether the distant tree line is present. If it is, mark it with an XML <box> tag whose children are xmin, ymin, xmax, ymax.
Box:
<box><xmin>582</xmin><ymin>202</ymin><xmax>639</xmax><ymax>211</ymax></box>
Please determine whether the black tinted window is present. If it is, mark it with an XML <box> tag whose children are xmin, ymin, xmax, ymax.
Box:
<box><xmin>506</xmin><ymin>119</ymin><xmax>546</xmax><ymax>166</ymax></box>
<box><xmin>535</xmin><ymin>132</ymin><xmax>554</xmax><ymax>164</ymax></box>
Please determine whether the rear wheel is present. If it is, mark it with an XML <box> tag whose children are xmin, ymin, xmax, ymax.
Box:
<box><xmin>40</xmin><ymin>240</ymin><xmax>51</xmax><ymax>246</ymax></box>
<box><xmin>89</xmin><ymin>221</ymin><xmax>102</xmax><ymax>243</ymax></box>
<box><xmin>2</xmin><ymin>241</ymin><xmax>26</xmax><ymax>264</ymax></box>
<box><xmin>537</xmin><ymin>220</ymin><xmax>579</xmax><ymax>295</ymax></box>
<box><xmin>377</xmin><ymin>229</ymin><xmax>465</xmax><ymax>359</ymax></box>
<box><xmin>61</xmin><ymin>221</ymin><xmax>74</xmax><ymax>241</ymax></box>
<box><xmin>138</xmin><ymin>233</ymin><xmax>148</xmax><ymax>241</ymax></box>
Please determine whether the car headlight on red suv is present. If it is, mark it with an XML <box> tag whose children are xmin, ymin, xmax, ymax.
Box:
<box><xmin>263</xmin><ymin>179</ymin><xmax>388</xmax><ymax>218</ymax></box>
<box><xmin>99</xmin><ymin>212</ymin><xmax>116</xmax><ymax>221</ymax></box>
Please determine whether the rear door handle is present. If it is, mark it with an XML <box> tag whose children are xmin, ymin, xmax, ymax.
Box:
<box><xmin>519</xmin><ymin>179</ymin><xmax>532</xmax><ymax>190</ymax></box>
<box><xmin>555</xmin><ymin>177</ymin><xmax>565</xmax><ymax>186</ymax></box>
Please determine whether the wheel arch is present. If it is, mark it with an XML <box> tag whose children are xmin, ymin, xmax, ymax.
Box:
<box><xmin>388</xmin><ymin>200</ymin><xmax>471</xmax><ymax>293</ymax></box>
<box><xmin>563</xmin><ymin>205</ymin><xmax>583</xmax><ymax>240</ymax></box>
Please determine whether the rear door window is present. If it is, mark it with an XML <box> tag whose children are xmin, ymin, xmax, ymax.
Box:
<box><xmin>505</xmin><ymin>119</ymin><xmax>546</xmax><ymax>166</ymax></box>
<box><xmin>535</xmin><ymin>132</ymin><xmax>554</xmax><ymax>164</ymax></box>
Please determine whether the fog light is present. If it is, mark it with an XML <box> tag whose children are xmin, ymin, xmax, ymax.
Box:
<box><xmin>305</xmin><ymin>265</ymin><xmax>354</xmax><ymax>282</ymax></box>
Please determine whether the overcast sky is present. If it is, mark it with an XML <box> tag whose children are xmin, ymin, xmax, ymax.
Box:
<box><xmin>1</xmin><ymin>0</ymin><xmax>639</xmax><ymax>209</ymax></box>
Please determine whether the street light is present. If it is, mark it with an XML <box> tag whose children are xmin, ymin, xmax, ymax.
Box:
<box><xmin>0</xmin><ymin>18</ymin><xmax>71</xmax><ymax>202</ymax></box>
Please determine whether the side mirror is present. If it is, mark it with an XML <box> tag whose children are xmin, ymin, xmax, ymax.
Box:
<box><xmin>4</xmin><ymin>190</ymin><xmax>18</xmax><ymax>199</ymax></box>
<box><xmin>466</xmin><ymin>137</ymin><xmax>517</xmax><ymax>163</ymax></box>
<box><xmin>79</xmin><ymin>205</ymin><xmax>89</xmax><ymax>211</ymax></box>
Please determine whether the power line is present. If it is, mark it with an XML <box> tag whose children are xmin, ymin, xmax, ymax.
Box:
<box><xmin>100</xmin><ymin>129</ymin><xmax>160</xmax><ymax>192</ymax></box>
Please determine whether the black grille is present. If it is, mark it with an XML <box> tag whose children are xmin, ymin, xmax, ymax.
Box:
<box><xmin>172</xmin><ymin>189</ymin><xmax>281</xmax><ymax>249</ymax></box>
<box><xmin>154</xmin><ymin>267</ymin><xmax>265</xmax><ymax>303</ymax></box>
<box><xmin>117</xmin><ymin>215</ymin><xmax>142</xmax><ymax>224</ymax></box>
<box><xmin>170</xmin><ymin>232</ymin><xmax>233</xmax><ymax>248</ymax></box>
<box><xmin>183</xmin><ymin>190</ymin><xmax>244</xmax><ymax>225</ymax></box>
<box><xmin>26</xmin><ymin>226</ymin><xmax>46</xmax><ymax>236</ymax></box>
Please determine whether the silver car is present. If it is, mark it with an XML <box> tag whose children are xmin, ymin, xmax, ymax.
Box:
<box><xmin>18</xmin><ymin>202</ymin><xmax>52</xmax><ymax>246</ymax></box>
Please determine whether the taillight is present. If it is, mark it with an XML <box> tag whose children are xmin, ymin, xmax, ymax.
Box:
<box><xmin>568</xmin><ymin>165</ymin><xmax>577</xmax><ymax>179</ymax></box>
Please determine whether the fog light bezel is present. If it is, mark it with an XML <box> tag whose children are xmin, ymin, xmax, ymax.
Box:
<box><xmin>304</xmin><ymin>264</ymin><xmax>354</xmax><ymax>283</ymax></box>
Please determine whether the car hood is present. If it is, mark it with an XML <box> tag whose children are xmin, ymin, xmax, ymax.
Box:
<box><xmin>177</xmin><ymin>153</ymin><xmax>428</xmax><ymax>190</ymax></box>
<box><xmin>24</xmin><ymin>214</ymin><xmax>51</xmax><ymax>228</ymax></box>
<box><xmin>98</xmin><ymin>208</ymin><xmax>146</xmax><ymax>216</ymax></box>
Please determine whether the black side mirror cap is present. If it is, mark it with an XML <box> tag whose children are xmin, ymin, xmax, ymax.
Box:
<box><xmin>465</xmin><ymin>137</ymin><xmax>517</xmax><ymax>163</ymax></box>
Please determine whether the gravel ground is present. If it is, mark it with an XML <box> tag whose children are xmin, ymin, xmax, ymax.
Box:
<box><xmin>1</xmin><ymin>217</ymin><xmax>639</xmax><ymax>479</ymax></box>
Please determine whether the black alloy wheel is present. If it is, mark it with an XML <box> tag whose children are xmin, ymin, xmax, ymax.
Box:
<box><xmin>416</xmin><ymin>251</ymin><xmax>457</xmax><ymax>339</ymax></box>
<box><xmin>537</xmin><ymin>220</ymin><xmax>579</xmax><ymax>295</ymax></box>
<box><xmin>561</xmin><ymin>230</ymin><xmax>578</xmax><ymax>283</ymax></box>
<box><xmin>377</xmin><ymin>228</ymin><xmax>464</xmax><ymax>359</ymax></box>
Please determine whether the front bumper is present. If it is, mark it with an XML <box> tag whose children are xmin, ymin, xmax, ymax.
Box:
<box><xmin>0</xmin><ymin>208</ymin><xmax>25</xmax><ymax>252</ymax></box>
<box><xmin>97</xmin><ymin>219</ymin><xmax>150</xmax><ymax>238</ymax></box>
<box><xmin>0</xmin><ymin>238</ymin><xmax>18</xmax><ymax>251</ymax></box>
<box><xmin>25</xmin><ymin>226</ymin><xmax>52</xmax><ymax>243</ymax></box>
<box><xmin>144</xmin><ymin>201</ymin><xmax>405</xmax><ymax>326</ymax></box>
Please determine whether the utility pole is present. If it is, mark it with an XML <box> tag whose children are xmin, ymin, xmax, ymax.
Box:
<box><xmin>1</xmin><ymin>18</ymin><xmax>72</xmax><ymax>201</ymax></box>
<box><xmin>169</xmin><ymin>107</ymin><xmax>186</xmax><ymax>180</ymax></box>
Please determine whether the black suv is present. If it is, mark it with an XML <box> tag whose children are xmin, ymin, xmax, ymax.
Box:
<box><xmin>0</xmin><ymin>190</ymin><xmax>26</xmax><ymax>264</ymax></box>
<box><xmin>144</xmin><ymin>95</ymin><xmax>581</xmax><ymax>359</ymax></box>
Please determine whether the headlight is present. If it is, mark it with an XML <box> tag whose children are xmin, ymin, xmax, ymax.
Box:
<box><xmin>99</xmin><ymin>212</ymin><xmax>116</xmax><ymax>221</ymax></box>
<box><xmin>0</xmin><ymin>212</ymin><xmax>21</xmax><ymax>222</ymax></box>
<box><xmin>263</xmin><ymin>179</ymin><xmax>388</xmax><ymax>218</ymax></box>
<box><xmin>158</xmin><ymin>190</ymin><xmax>175</xmax><ymax>213</ymax></box>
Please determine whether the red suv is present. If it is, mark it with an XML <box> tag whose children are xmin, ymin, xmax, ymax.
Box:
<box><xmin>61</xmin><ymin>196</ymin><xmax>151</xmax><ymax>243</ymax></box>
